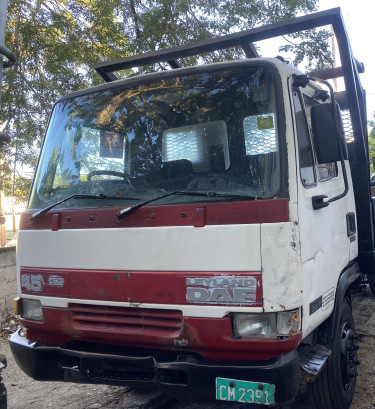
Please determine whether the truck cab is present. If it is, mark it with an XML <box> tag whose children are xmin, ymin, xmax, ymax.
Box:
<box><xmin>10</xmin><ymin>8</ymin><xmax>372</xmax><ymax>409</ymax></box>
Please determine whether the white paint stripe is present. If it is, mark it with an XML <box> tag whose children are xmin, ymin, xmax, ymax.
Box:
<box><xmin>17</xmin><ymin>224</ymin><xmax>261</xmax><ymax>272</ymax></box>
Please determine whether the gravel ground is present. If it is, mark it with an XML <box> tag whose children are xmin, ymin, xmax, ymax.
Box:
<box><xmin>0</xmin><ymin>288</ymin><xmax>374</xmax><ymax>409</ymax></box>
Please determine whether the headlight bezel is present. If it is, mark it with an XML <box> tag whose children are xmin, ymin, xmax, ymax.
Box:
<box><xmin>232</xmin><ymin>308</ymin><xmax>301</xmax><ymax>340</ymax></box>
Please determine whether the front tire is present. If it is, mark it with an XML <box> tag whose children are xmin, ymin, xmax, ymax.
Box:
<box><xmin>311</xmin><ymin>298</ymin><xmax>358</xmax><ymax>409</ymax></box>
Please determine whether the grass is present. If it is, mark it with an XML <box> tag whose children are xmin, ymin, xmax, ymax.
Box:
<box><xmin>6</xmin><ymin>231</ymin><xmax>17</xmax><ymax>240</ymax></box>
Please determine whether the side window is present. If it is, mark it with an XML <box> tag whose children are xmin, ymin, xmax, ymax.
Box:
<box><xmin>293</xmin><ymin>90</ymin><xmax>316</xmax><ymax>186</ymax></box>
<box><xmin>303</xmin><ymin>95</ymin><xmax>338</xmax><ymax>181</ymax></box>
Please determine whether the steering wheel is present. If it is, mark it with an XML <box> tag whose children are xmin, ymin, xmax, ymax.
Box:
<box><xmin>86</xmin><ymin>170</ymin><xmax>134</xmax><ymax>190</ymax></box>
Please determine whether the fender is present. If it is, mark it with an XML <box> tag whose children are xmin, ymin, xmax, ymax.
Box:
<box><xmin>323</xmin><ymin>262</ymin><xmax>361</xmax><ymax>342</ymax></box>
<box><xmin>300</xmin><ymin>262</ymin><xmax>361</xmax><ymax>379</ymax></box>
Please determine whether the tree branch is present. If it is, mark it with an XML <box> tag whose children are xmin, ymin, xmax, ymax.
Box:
<box><xmin>129</xmin><ymin>0</ymin><xmax>141</xmax><ymax>40</ymax></box>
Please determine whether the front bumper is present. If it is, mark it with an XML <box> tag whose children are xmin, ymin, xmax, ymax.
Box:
<box><xmin>10</xmin><ymin>330</ymin><xmax>300</xmax><ymax>404</ymax></box>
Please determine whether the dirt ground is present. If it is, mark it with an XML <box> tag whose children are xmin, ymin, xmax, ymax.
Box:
<box><xmin>0</xmin><ymin>288</ymin><xmax>375</xmax><ymax>409</ymax></box>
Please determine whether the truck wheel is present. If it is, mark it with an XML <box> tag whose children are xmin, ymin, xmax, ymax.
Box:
<box><xmin>311</xmin><ymin>298</ymin><xmax>358</xmax><ymax>409</ymax></box>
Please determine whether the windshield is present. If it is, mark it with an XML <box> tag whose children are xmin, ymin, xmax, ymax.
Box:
<box><xmin>29</xmin><ymin>64</ymin><xmax>283</xmax><ymax>210</ymax></box>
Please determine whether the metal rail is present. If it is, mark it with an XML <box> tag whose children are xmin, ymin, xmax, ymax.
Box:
<box><xmin>94</xmin><ymin>7</ymin><xmax>374</xmax><ymax>276</ymax></box>
<box><xmin>95</xmin><ymin>8</ymin><xmax>344</xmax><ymax>81</ymax></box>
<box><xmin>0</xmin><ymin>45</ymin><xmax>16</xmax><ymax>69</ymax></box>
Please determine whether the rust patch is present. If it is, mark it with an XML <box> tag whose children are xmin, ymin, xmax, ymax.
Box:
<box><xmin>93</xmin><ymin>288</ymin><xmax>114</xmax><ymax>300</ymax></box>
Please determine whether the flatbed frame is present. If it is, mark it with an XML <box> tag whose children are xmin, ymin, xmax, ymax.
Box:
<box><xmin>94</xmin><ymin>8</ymin><xmax>374</xmax><ymax>277</ymax></box>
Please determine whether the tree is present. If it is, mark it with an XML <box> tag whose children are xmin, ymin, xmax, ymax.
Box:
<box><xmin>0</xmin><ymin>0</ymin><xmax>331</xmax><ymax>208</ymax></box>
<box><xmin>0</xmin><ymin>0</ymin><xmax>129</xmax><ymax>210</ymax></box>
<box><xmin>120</xmin><ymin>0</ymin><xmax>333</xmax><ymax>70</ymax></box>
<box><xmin>369</xmin><ymin>112</ymin><xmax>375</xmax><ymax>174</ymax></box>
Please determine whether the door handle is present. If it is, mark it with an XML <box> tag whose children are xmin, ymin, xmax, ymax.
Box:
<box><xmin>312</xmin><ymin>195</ymin><xmax>329</xmax><ymax>210</ymax></box>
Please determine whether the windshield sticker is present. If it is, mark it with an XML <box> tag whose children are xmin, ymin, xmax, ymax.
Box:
<box><xmin>100</xmin><ymin>131</ymin><xmax>124</xmax><ymax>158</ymax></box>
<box><xmin>257</xmin><ymin>115</ymin><xmax>274</xmax><ymax>130</ymax></box>
<box><xmin>243</xmin><ymin>114</ymin><xmax>277</xmax><ymax>155</ymax></box>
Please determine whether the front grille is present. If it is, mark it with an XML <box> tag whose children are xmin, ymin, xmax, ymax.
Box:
<box><xmin>69</xmin><ymin>303</ymin><xmax>183</xmax><ymax>336</ymax></box>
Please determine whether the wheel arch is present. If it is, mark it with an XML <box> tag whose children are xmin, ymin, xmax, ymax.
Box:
<box><xmin>318</xmin><ymin>262</ymin><xmax>360</xmax><ymax>344</ymax></box>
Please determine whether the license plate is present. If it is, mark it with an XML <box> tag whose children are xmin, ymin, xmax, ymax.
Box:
<box><xmin>216</xmin><ymin>377</ymin><xmax>275</xmax><ymax>405</ymax></box>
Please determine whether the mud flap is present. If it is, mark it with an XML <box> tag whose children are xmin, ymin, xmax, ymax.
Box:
<box><xmin>298</xmin><ymin>344</ymin><xmax>331</xmax><ymax>381</ymax></box>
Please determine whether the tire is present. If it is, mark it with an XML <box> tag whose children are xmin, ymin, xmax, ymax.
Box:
<box><xmin>311</xmin><ymin>298</ymin><xmax>358</xmax><ymax>409</ymax></box>
<box><xmin>367</xmin><ymin>274</ymin><xmax>375</xmax><ymax>297</ymax></box>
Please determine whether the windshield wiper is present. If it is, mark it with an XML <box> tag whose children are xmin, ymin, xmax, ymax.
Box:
<box><xmin>30</xmin><ymin>193</ymin><xmax>140</xmax><ymax>222</ymax></box>
<box><xmin>116</xmin><ymin>190</ymin><xmax>260</xmax><ymax>221</ymax></box>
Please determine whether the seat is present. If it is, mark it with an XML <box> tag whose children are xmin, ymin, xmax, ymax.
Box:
<box><xmin>160</xmin><ymin>159</ymin><xmax>193</xmax><ymax>189</ymax></box>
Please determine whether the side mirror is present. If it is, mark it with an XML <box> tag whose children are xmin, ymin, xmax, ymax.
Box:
<box><xmin>0</xmin><ymin>216</ymin><xmax>6</xmax><ymax>225</ymax></box>
<box><xmin>296</xmin><ymin>75</ymin><xmax>349</xmax><ymax>208</ymax></box>
<box><xmin>310</xmin><ymin>103</ymin><xmax>343</xmax><ymax>164</ymax></box>
<box><xmin>0</xmin><ymin>132</ymin><xmax>10</xmax><ymax>146</ymax></box>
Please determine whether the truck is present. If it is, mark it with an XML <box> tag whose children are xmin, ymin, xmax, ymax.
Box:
<box><xmin>9</xmin><ymin>8</ymin><xmax>373</xmax><ymax>408</ymax></box>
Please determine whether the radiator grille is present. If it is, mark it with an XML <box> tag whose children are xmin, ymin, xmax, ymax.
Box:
<box><xmin>69</xmin><ymin>303</ymin><xmax>183</xmax><ymax>335</ymax></box>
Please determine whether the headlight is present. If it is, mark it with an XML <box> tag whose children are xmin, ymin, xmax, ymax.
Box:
<box><xmin>232</xmin><ymin>309</ymin><xmax>301</xmax><ymax>339</ymax></box>
<box><xmin>21</xmin><ymin>299</ymin><xmax>43</xmax><ymax>321</ymax></box>
<box><xmin>232</xmin><ymin>313</ymin><xmax>277</xmax><ymax>339</ymax></box>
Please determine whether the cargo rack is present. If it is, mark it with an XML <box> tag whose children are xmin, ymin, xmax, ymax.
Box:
<box><xmin>95</xmin><ymin>8</ymin><xmax>375</xmax><ymax>278</ymax></box>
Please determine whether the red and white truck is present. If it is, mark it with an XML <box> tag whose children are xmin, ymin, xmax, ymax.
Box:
<box><xmin>10</xmin><ymin>8</ymin><xmax>374</xmax><ymax>408</ymax></box>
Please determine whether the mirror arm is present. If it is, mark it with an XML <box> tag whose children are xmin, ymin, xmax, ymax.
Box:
<box><xmin>295</xmin><ymin>75</ymin><xmax>349</xmax><ymax>209</ymax></box>
<box><xmin>327</xmin><ymin>144</ymin><xmax>349</xmax><ymax>204</ymax></box>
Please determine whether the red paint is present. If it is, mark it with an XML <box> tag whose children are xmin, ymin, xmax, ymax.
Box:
<box><xmin>193</xmin><ymin>207</ymin><xmax>206</xmax><ymax>227</ymax></box>
<box><xmin>20</xmin><ymin>268</ymin><xmax>262</xmax><ymax>306</ymax></box>
<box><xmin>21</xmin><ymin>198</ymin><xmax>289</xmax><ymax>231</ymax></box>
<box><xmin>22</xmin><ymin>306</ymin><xmax>302</xmax><ymax>361</ymax></box>
<box><xmin>51</xmin><ymin>213</ymin><xmax>61</xmax><ymax>231</ymax></box>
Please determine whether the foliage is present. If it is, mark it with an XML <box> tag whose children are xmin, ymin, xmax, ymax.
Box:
<box><xmin>3</xmin><ymin>175</ymin><xmax>32</xmax><ymax>203</ymax></box>
<box><xmin>279</xmin><ymin>29</ymin><xmax>334</xmax><ymax>71</ymax></box>
<box><xmin>0</xmin><ymin>0</ymin><xmax>332</xmax><ymax>206</ymax></box>
<box><xmin>0</xmin><ymin>0</ymin><xmax>129</xmax><ymax>207</ymax></box>
<box><xmin>121</xmin><ymin>0</ymin><xmax>332</xmax><ymax>70</ymax></box>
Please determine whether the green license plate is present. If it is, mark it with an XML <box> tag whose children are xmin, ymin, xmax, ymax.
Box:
<box><xmin>216</xmin><ymin>377</ymin><xmax>275</xmax><ymax>405</ymax></box>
